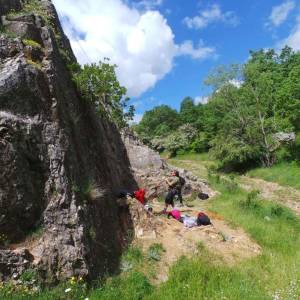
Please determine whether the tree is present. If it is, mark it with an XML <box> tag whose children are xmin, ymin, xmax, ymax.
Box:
<box><xmin>179</xmin><ymin>97</ymin><xmax>199</xmax><ymax>125</ymax></box>
<box><xmin>206</xmin><ymin>49</ymin><xmax>294</xmax><ymax>168</ymax></box>
<box><xmin>74</xmin><ymin>59</ymin><xmax>134</xmax><ymax>128</ymax></box>
<box><xmin>165</xmin><ymin>124</ymin><xmax>197</xmax><ymax>157</ymax></box>
<box><xmin>135</xmin><ymin>105</ymin><xmax>181</xmax><ymax>139</ymax></box>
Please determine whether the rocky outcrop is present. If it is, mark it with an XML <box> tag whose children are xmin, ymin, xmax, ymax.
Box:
<box><xmin>123</xmin><ymin>131</ymin><xmax>215</xmax><ymax>200</ymax></box>
<box><xmin>0</xmin><ymin>0</ymin><xmax>24</xmax><ymax>16</ymax></box>
<box><xmin>0</xmin><ymin>0</ymin><xmax>137</xmax><ymax>282</ymax></box>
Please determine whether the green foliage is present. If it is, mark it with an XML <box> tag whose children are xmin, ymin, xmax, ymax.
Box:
<box><xmin>135</xmin><ymin>47</ymin><xmax>300</xmax><ymax>171</ymax></box>
<box><xmin>15</xmin><ymin>0</ymin><xmax>51</xmax><ymax>24</ymax></box>
<box><xmin>165</xmin><ymin>124</ymin><xmax>197</xmax><ymax>157</ymax></box>
<box><xmin>89</xmin><ymin>272</ymin><xmax>153</xmax><ymax>300</ymax></box>
<box><xmin>121</xmin><ymin>246</ymin><xmax>144</xmax><ymax>269</ymax></box>
<box><xmin>0</xmin><ymin>25</ymin><xmax>17</xmax><ymax>38</ymax></box>
<box><xmin>22</xmin><ymin>39</ymin><xmax>42</xmax><ymax>49</ymax></box>
<box><xmin>135</xmin><ymin>105</ymin><xmax>180</xmax><ymax>140</ymax></box>
<box><xmin>73</xmin><ymin>59</ymin><xmax>134</xmax><ymax>128</ymax></box>
<box><xmin>240</xmin><ymin>190</ymin><xmax>260</xmax><ymax>209</ymax></box>
<box><xmin>20</xmin><ymin>269</ymin><xmax>38</xmax><ymax>284</ymax></box>
<box><xmin>247</xmin><ymin>161</ymin><xmax>300</xmax><ymax>190</ymax></box>
<box><xmin>147</xmin><ymin>243</ymin><xmax>165</xmax><ymax>261</ymax></box>
<box><xmin>26</xmin><ymin>59</ymin><xmax>42</xmax><ymax>70</ymax></box>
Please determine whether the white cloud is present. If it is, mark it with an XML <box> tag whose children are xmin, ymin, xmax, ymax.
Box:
<box><xmin>268</xmin><ymin>0</ymin><xmax>295</xmax><ymax>28</ymax></box>
<box><xmin>195</xmin><ymin>96</ymin><xmax>209</xmax><ymax>105</ymax></box>
<box><xmin>176</xmin><ymin>40</ymin><xmax>216</xmax><ymax>60</ymax></box>
<box><xmin>176</xmin><ymin>40</ymin><xmax>216</xmax><ymax>59</ymax></box>
<box><xmin>183</xmin><ymin>4</ymin><xmax>239</xmax><ymax>30</ymax></box>
<box><xmin>53</xmin><ymin>0</ymin><xmax>215</xmax><ymax>97</ymax></box>
<box><xmin>131</xmin><ymin>0</ymin><xmax>163</xmax><ymax>10</ymax></box>
<box><xmin>279</xmin><ymin>16</ymin><xmax>300</xmax><ymax>50</ymax></box>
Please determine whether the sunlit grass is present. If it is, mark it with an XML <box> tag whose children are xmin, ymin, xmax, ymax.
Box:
<box><xmin>247</xmin><ymin>161</ymin><xmax>300</xmax><ymax>190</ymax></box>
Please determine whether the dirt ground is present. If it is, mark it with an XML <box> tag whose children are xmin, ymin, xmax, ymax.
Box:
<box><xmin>134</xmin><ymin>199</ymin><xmax>261</xmax><ymax>283</ymax></box>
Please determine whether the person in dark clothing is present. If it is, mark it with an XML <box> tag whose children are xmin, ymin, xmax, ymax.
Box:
<box><xmin>164</xmin><ymin>170</ymin><xmax>185</xmax><ymax>211</ymax></box>
<box><xmin>174</xmin><ymin>170</ymin><xmax>185</xmax><ymax>206</ymax></box>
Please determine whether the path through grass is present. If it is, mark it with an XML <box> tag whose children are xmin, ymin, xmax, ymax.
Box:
<box><xmin>247</xmin><ymin>161</ymin><xmax>300</xmax><ymax>190</ymax></box>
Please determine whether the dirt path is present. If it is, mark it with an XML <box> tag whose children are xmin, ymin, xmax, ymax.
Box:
<box><xmin>240</xmin><ymin>176</ymin><xmax>300</xmax><ymax>215</ymax></box>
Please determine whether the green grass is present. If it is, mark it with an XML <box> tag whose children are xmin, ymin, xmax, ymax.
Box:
<box><xmin>8</xmin><ymin>0</ymin><xmax>51</xmax><ymax>25</ymax></box>
<box><xmin>174</xmin><ymin>152</ymin><xmax>211</xmax><ymax>162</ymax></box>
<box><xmin>163</xmin><ymin>155</ymin><xmax>300</xmax><ymax>299</ymax></box>
<box><xmin>247</xmin><ymin>161</ymin><xmax>300</xmax><ymax>190</ymax></box>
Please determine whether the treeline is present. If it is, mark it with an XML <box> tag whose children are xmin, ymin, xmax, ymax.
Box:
<box><xmin>133</xmin><ymin>47</ymin><xmax>300</xmax><ymax>170</ymax></box>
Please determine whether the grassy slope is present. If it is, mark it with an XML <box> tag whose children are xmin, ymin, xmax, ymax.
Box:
<box><xmin>247</xmin><ymin>162</ymin><xmax>300</xmax><ymax>190</ymax></box>
<box><xmin>2</xmin><ymin>155</ymin><xmax>300</xmax><ymax>299</ymax></box>
<box><xmin>149</xmin><ymin>172</ymin><xmax>300</xmax><ymax>300</ymax></box>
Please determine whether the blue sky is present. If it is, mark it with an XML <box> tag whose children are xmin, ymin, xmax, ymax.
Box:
<box><xmin>53</xmin><ymin>0</ymin><xmax>300</xmax><ymax>122</ymax></box>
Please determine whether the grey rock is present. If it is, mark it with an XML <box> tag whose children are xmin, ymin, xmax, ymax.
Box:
<box><xmin>274</xmin><ymin>132</ymin><xmax>296</xmax><ymax>143</ymax></box>
<box><xmin>122</xmin><ymin>131</ymin><xmax>216</xmax><ymax>200</ymax></box>
<box><xmin>0</xmin><ymin>0</ymin><xmax>137</xmax><ymax>283</ymax></box>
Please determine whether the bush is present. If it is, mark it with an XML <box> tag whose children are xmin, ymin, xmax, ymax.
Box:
<box><xmin>147</xmin><ymin>243</ymin><xmax>165</xmax><ymax>261</ymax></box>
<box><xmin>22</xmin><ymin>39</ymin><xmax>42</xmax><ymax>49</ymax></box>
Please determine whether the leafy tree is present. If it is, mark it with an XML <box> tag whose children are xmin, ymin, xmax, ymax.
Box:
<box><xmin>134</xmin><ymin>47</ymin><xmax>300</xmax><ymax>169</ymax></box>
<box><xmin>180</xmin><ymin>97</ymin><xmax>199</xmax><ymax>125</ymax></box>
<box><xmin>165</xmin><ymin>124</ymin><xmax>197</xmax><ymax>157</ymax></box>
<box><xmin>135</xmin><ymin>105</ymin><xmax>180</xmax><ymax>139</ymax></box>
<box><xmin>74</xmin><ymin>59</ymin><xmax>134</xmax><ymax>128</ymax></box>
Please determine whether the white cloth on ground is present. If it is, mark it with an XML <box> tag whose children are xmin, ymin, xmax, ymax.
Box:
<box><xmin>182</xmin><ymin>215</ymin><xmax>197</xmax><ymax>228</ymax></box>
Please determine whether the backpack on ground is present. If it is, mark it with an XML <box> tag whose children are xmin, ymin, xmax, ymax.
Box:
<box><xmin>197</xmin><ymin>212</ymin><xmax>211</xmax><ymax>226</ymax></box>
<box><xmin>198</xmin><ymin>192</ymin><xmax>209</xmax><ymax>200</ymax></box>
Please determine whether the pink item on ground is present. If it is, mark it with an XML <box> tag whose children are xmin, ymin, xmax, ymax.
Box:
<box><xmin>169</xmin><ymin>209</ymin><xmax>181</xmax><ymax>221</ymax></box>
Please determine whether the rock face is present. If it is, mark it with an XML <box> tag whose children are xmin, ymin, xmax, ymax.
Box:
<box><xmin>0</xmin><ymin>0</ymin><xmax>137</xmax><ymax>282</ymax></box>
<box><xmin>123</xmin><ymin>131</ymin><xmax>215</xmax><ymax>200</ymax></box>
<box><xmin>0</xmin><ymin>0</ymin><xmax>24</xmax><ymax>16</ymax></box>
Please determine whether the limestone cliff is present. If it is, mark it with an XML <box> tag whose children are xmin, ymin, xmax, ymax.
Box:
<box><xmin>0</xmin><ymin>0</ymin><xmax>137</xmax><ymax>282</ymax></box>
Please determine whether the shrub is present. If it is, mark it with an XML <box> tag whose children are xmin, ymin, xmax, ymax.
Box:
<box><xmin>22</xmin><ymin>39</ymin><xmax>42</xmax><ymax>49</ymax></box>
<box><xmin>147</xmin><ymin>243</ymin><xmax>165</xmax><ymax>261</ymax></box>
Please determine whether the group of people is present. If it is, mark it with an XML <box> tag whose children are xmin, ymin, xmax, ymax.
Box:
<box><xmin>120</xmin><ymin>169</ymin><xmax>211</xmax><ymax>227</ymax></box>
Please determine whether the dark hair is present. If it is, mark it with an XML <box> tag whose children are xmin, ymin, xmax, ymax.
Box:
<box><xmin>174</xmin><ymin>171</ymin><xmax>179</xmax><ymax>176</ymax></box>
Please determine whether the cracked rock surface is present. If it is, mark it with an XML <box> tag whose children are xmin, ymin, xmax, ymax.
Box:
<box><xmin>0</xmin><ymin>0</ymin><xmax>136</xmax><ymax>283</ymax></box>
